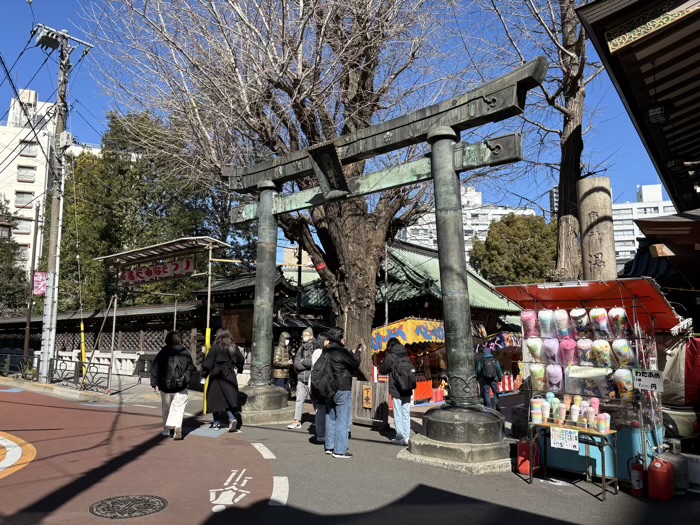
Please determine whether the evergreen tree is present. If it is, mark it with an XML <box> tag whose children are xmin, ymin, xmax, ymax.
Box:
<box><xmin>0</xmin><ymin>199</ymin><xmax>29</xmax><ymax>317</ymax></box>
<box><xmin>56</xmin><ymin>114</ymin><xmax>255</xmax><ymax>312</ymax></box>
<box><xmin>470</xmin><ymin>214</ymin><xmax>557</xmax><ymax>286</ymax></box>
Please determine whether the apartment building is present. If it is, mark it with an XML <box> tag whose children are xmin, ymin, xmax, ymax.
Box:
<box><xmin>0</xmin><ymin>90</ymin><xmax>55</xmax><ymax>271</ymax></box>
<box><xmin>612</xmin><ymin>184</ymin><xmax>676</xmax><ymax>266</ymax></box>
<box><xmin>397</xmin><ymin>186</ymin><xmax>536</xmax><ymax>261</ymax></box>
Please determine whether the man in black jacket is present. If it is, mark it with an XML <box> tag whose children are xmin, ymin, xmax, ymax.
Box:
<box><xmin>325</xmin><ymin>327</ymin><xmax>360</xmax><ymax>458</ymax></box>
<box><xmin>379</xmin><ymin>337</ymin><xmax>413</xmax><ymax>446</ymax></box>
<box><xmin>151</xmin><ymin>331</ymin><xmax>195</xmax><ymax>440</ymax></box>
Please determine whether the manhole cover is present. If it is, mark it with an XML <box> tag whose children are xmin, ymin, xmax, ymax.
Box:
<box><xmin>89</xmin><ymin>495</ymin><xmax>167</xmax><ymax>519</ymax></box>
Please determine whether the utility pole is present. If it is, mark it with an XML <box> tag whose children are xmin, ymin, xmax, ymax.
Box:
<box><xmin>36</xmin><ymin>25</ymin><xmax>92</xmax><ymax>383</ymax></box>
<box><xmin>23</xmin><ymin>204</ymin><xmax>41</xmax><ymax>359</ymax></box>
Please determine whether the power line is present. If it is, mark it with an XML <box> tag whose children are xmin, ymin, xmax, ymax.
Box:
<box><xmin>0</xmin><ymin>53</ymin><xmax>54</xmax><ymax>182</ymax></box>
<box><xmin>0</xmin><ymin>32</ymin><xmax>35</xmax><ymax>90</ymax></box>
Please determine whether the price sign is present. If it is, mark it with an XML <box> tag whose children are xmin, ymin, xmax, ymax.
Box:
<box><xmin>550</xmin><ymin>427</ymin><xmax>579</xmax><ymax>452</ymax></box>
<box><xmin>632</xmin><ymin>368</ymin><xmax>664</xmax><ymax>392</ymax></box>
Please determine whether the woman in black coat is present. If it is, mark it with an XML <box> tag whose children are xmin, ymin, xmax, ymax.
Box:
<box><xmin>201</xmin><ymin>329</ymin><xmax>245</xmax><ymax>432</ymax></box>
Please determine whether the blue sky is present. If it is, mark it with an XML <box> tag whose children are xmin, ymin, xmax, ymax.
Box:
<box><xmin>0</xmin><ymin>0</ymin><xmax>667</xmax><ymax>209</ymax></box>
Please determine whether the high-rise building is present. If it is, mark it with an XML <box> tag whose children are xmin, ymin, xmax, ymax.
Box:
<box><xmin>549</xmin><ymin>186</ymin><xmax>559</xmax><ymax>217</ymax></box>
<box><xmin>0</xmin><ymin>90</ymin><xmax>55</xmax><ymax>272</ymax></box>
<box><xmin>396</xmin><ymin>186</ymin><xmax>536</xmax><ymax>261</ymax></box>
<box><xmin>612</xmin><ymin>184</ymin><xmax>675</xmax><ymax>267</ymax></box>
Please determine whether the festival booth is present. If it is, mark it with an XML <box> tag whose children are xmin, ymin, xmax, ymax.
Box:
<box><xmin>496</xmin><ymin>277</ymin><xmax>690</xmax><ymax>493</ymax></box>
<box><xmin>371</xmin><ymin>317</ymin><xmax>523</xmax><ymax>403</ymax></box>
<box><xmin>371</xmin><ymin>318</ymin><xmax>445</xmax><ymax>403</ymax></box>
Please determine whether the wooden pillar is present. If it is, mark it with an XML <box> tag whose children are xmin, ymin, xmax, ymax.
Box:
<box><xmin>577</xmin><ymin>177</ymin><xmax>617</xmax><ymax>281</ymax></box>
<box><xmin>139</xmin><ymin>330</ymin><xmax>145</xmax><ymax>353</ymax></box>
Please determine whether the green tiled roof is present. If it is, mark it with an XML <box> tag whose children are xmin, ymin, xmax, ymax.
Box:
<box><xmin>386</xmin><ymin>243</ymin><xmax>520</xmax><ymax>313</ymax></box>
<box><xmin>290</xmin><ymin>241</ymin><xmax>520</xmax><ymax>314</ymax></box>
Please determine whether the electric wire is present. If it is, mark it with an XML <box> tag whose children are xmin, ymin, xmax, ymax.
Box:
<box><xmin>0</xmin><ymin>32</ymin><xmax>35</xmax><ymax>90</ymax></box>
<box><xmin>0</xmin><ymin>54</ymin><xmax>54</xmax><ymax>179</ymax></box>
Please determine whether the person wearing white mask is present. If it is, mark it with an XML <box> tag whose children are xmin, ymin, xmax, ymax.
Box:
<box><xmin>288</xmin><ymin>327</ymin><xmax>315</xmax><ymax>429</ymax></box>
<box><xmin>273</xmin><ymin>332</ymin><xmax>292</xmax><ymax>393</ymax></box>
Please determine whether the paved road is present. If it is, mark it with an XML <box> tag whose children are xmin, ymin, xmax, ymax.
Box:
<box><xmin>1</xmin><ymin>386</ymin><xmax>699</xmax><ymax>525</ymax></box>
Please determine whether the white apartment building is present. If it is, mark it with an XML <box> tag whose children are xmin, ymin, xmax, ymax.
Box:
<box><xmin>612</xmin><ymin>184</ymin><xmax>676</xmax><ymax>266</ymax></box>
<box><xmin>0</xmin><ymin>90</ymin><xmax>55</xmax><ymax>271</ymax></box>
<box><xmin>397</xmin><ymin>186</ymin><xmax>536</xmax><ymax>261</ymax></box>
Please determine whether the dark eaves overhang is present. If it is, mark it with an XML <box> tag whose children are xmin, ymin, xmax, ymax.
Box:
<box><xmin>577</xmin><ymin>0</ymin><xmax>700</xmax><ymax>212</ymax></box>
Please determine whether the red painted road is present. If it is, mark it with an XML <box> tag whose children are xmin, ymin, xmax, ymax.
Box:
<box><xmin>0</xmin><ymin>390</ymin><xmax>274</xmax><ymax>525</ymax></box>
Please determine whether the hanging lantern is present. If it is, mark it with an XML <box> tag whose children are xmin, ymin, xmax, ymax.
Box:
<box><xmin>646</xmin><ymin>102</ymin><xmax>672</xmax><ymax>125</ymax></box>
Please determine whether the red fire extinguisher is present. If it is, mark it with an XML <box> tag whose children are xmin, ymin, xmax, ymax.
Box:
<box><xmin>517</xmin><ymin>437</ymin><xmax>540</xmax><ymax>476</ymax></box>
<box><xmin>630</xmin><ymin>456</ymin><xmax>645</xmax><ymax>497</ymax></box>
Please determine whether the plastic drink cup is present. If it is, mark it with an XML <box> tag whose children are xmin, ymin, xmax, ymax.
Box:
<box><xmin>558</xmin><ymin>405</ymin><xmax>567</xmax><ymax>423</ymax></box>
<box><xmin>573</xmin><ymin>395</ymin><xmax>583</xmax><ymax>407</ymax></box>
<box><xmin>564</xmin><ymin>394</ymin><xmax>572</xmax><ymax>410</ymax></box>
<box><xmin>586</xmin><ymin>407</ymin><xmax>596</xmax><ymax>427</ymax></box>
<box><xmin>570</xmin><ymin>405</ymin><xmax>580</xmax><ymax>423</ymax></box>
<box><xmin>590</xmin><ymin>397</ymin><xmax>600</xmax><ymax>415</ymax></box>
<box><xmin>542</xmin><ymin>401</ymin><xmax>551</xmax><ymax>420</ymax></box>
<box><xmin>531</xmin><ymin>398</ymin><xmax>544</xmax><ymax>412</ymax></box>
<box><xmin>597</xmin><ymin>415</ymin><xmax>607</xmax><ymax>432</ymax></box>
<box><xmin>531</xmin><ymin>409</ymin><xmax>543</xmax><ymax>424</ymax></box>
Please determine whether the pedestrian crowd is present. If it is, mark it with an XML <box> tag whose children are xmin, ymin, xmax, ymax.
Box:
<box><xmin>151</xmin><ymin>326</ymin><xmax>423</xmax><ymax>457</ymax></box>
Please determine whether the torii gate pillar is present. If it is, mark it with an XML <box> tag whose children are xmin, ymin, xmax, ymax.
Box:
<box><xmin>400</xmin><ymin>127</ymin><xmax>510</xmax><ymax>474</ymax></box>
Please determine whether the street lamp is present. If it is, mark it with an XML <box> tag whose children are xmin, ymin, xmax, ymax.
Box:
<box><xmin>0</xmin><ymin>220</ymin><xmax>12</xmax><ymax>240</ymax></box>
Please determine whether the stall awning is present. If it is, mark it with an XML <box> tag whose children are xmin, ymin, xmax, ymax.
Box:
<box><xmin>94</xmin><ymin>236</ymin><xmax>230</xmax><ymax>266</ymax></box>
<box><xmin>495</xmin><ymin>277</ymin><xmax>685</xmax><ymax>334</ymax></box>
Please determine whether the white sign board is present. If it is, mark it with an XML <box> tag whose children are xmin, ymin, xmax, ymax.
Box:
<box><xmin>633</xmin><ymin>368</ymin><xmax>664</xmax><ymax>392</ymax></box>
<box><xmin>550</xmin><ymin>427</ymin><xmax>579</xmax><ymax>452</ymax></box>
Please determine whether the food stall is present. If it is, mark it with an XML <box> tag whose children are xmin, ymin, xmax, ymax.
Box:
<box><xmin>371</xmin><ymin>317</ymin><xmax>523</xmax><ymax>402</ymax></box>
<box><xmin>371</xmin><ymin>318</ymin><xmax>445</xmax><ymax>403</ymax></box>
<box><xmin>496</xmin><ymin>277</ymin><xmax>690</xmax><ymax>486</ymax></box>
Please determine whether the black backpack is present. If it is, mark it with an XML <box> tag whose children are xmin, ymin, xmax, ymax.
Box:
<box><xmin>392</xmin><ymin>357</ymin><xmax>417</xmax><ymax>394</ymax></box>
<box><xmin>482</xmin><ymin>357</ymin><xmax>498</xmax><ymax>381</ymax></box>
<box><xmin>310</xmin><ymin>352</ymin><xmax>337</xmax><ymax>403</ymax></box>
<box><xmin>165</xmin><ymin>353</ymin><xmax>187</xmax><ymax>391</ymax></box>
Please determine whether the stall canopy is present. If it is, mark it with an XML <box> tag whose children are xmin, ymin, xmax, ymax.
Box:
<box><xmin>495</xmin><ymin>277</ymin><xmax>686</xmax><ymax>334</ymax></box>
<box><xmin>371</xmin><ymin>318</ymin><xmax>444</xmax><ymax>353</ymax></box>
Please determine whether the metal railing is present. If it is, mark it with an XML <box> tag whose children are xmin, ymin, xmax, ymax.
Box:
<box><xmin>1</xmin><ymin>353</ymin><xmax>40</xmax><ymax>381</ymax></box>
<box><xmin>48</xmin><ymin>358</ymin><xmax>111</xmax><ymax>392</ymax></box>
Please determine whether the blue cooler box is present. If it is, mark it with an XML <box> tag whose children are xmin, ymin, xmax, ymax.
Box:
<box><xmin>539</xmin><ymin>425</ymin><xmax>663</xmax><ymax>481</ymax></box>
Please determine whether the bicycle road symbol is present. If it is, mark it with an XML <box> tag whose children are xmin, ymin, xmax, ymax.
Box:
<box><xmin>209</xmin><ymin>468</ymin><xmax>253</xmax><ymax>512</ymax></box>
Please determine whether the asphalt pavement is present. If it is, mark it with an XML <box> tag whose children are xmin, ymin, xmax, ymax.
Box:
<box><xmin>1</xmin><ymin>379</ymin><xmax>699</xmax><ymax>525</ymax></box>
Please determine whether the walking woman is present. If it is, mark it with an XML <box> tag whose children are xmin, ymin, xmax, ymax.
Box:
<box><xmin>201</xmin><ymin>329</ymin><xmax>245</xmax><ymax>432</ymax></box>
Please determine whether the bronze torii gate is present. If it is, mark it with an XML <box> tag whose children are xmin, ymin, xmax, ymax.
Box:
<box><xmin>228</xmin><ymin>58</ymin><xmax>547</xmax><ymax>465</ymax></box>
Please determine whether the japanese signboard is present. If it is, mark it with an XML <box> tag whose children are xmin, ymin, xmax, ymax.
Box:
<box><xmin>119</xmin><ymin>257</ymin><xmax>195</xmax><ymax>286</ymax></box>
<box><xmin>550</xmin><ymin>427</ymin><xmax>579</xmax><ymax>452</ymax></box>
<box><xmin>633</xmin><ymin>368</ymin><xmax>664</xmax><ymax>392</ymax></box>
<box><xmin>33</xmin><ymin>272</ymin><xmax>47</xmax><ymax>297</ymax></box>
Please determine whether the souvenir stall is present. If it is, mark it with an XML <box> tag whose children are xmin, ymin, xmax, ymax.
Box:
<box><xmin>496</xmin><ymin>278</ymin><xmax>690</xmax><ymax>495</ymax></box>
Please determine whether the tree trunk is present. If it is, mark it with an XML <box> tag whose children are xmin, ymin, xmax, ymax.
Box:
<box><xmin>323</xmin><ymin>202</ymin><xmax>383</xmax><ymax>381</ymax></box>
<box><xmin>554</xmin><ymin>0</ymin><xmax>585</xmax><ymax>281</ymax></box>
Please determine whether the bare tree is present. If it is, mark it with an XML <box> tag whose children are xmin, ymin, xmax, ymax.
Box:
<box><xmin>83</xmin><ymin>0</ymin><xmax>466</xmax><ymax>371</ymax></box>
<box><xmin>456</xmin><ymin>0</ymin><xmax>605</xmax><ymax>280</ymax></box>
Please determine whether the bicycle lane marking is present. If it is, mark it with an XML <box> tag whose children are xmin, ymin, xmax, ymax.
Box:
<box><xmin>0</xmin><ymin>431</ymin><xmax>37</xmax><ymax>480</ymax></box>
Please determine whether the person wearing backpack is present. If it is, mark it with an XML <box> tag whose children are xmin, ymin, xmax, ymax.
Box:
<box><xmin>476</xmin><ymin>347</ymin><xmax>504</xmax><ymax>410</ymax></box>
<box><xmin>323</xmin><ymin>327</ymin><xmax>359</xmax><ymax>458</ymax></box>
<box><xmin>202</xmin><ymin>329</ymin><xmax>246</xmax><ymax>432</ymax></box>
<box><xmin>151</xmin><ymin>331</ymin><xmax>195</xmax><ymax>440</ymax></box>
<box><xmin>379</xmin><ymin>337</ymin><xmax>416</xmax><ymax>446</ymax></box>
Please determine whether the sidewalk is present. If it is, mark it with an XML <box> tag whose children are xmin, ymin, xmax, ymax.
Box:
<box><xmin>0</xmin><ymin>373</ymin><xmax>204</xmax><ymax>407</ymax></box>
